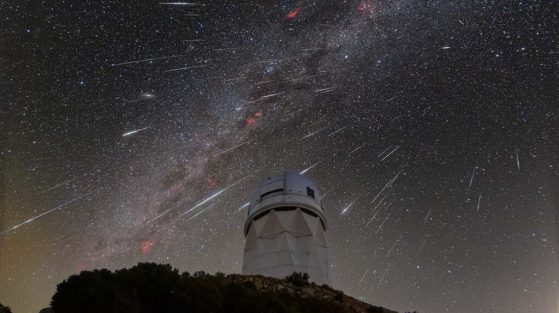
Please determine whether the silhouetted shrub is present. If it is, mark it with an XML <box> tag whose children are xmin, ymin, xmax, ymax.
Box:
<box><xmin>334</xmin><ymin>290</ymin><xmax>344</xmax><ymax>302</ymax></box>
<box><xmin>285</xmin><ymin>272</ymin><xmax>310</xmax><ymax>287</ymax></box>
<box><xmin>368</xmin><ymin>306</ymin><xmax>386</xmax><ymax>313</ymax></box>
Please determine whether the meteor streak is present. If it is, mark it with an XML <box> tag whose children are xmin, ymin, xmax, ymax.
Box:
<box><xmin>214</xmin><ymin>48</ymin><xmax>244</xmax><ymax>52</ymax></box>
<box><xmin>147</xmin><ymin>177</ymin><xmax>246</xmax><ymax>224</ymax></box>
<box><xmin>111</xmin><ymin>55</ymin><xmax>187</xmax><ymax>66</ymax></box>
<box><xmin>381</xmin><ymin>146</ymin><xmax>399</xmax><ymax>161</ymax></box>
<box><xmin>184</xmin><ymin>202</ymin><xmax>217</xmax><ymax>223</ymax></box>
<box><xmin>1</xmin><ymin>188</ymin><xmax>101</xmax><ymax>235</ymax></box>
<box><xmin>122</xmin><ymin>126</ymin><xmax>152</xmax><ymax>137</ymax></box>
<box><xmin>213</xmin><ymin>141</ymin><xmax>250</xmax><ymax>157</ymax></box>
<box><xmin>365</xmin><ymin>196</ymin><xmax>391</xmax><ymax>227</ymax></box>
<box><xmin>375</xmin><ymin>213</ymin><xmax>391</xmax><ymax>234</ymax></box>
<box><xmin>177</xmin><ymin>177</ymin><xmax>246</xmax><ymax>217</ymax></box>
<box><xmin>377</xmin><ymin>266</ymin><xmax>390</xmax><ymax>288</ymax></box>
<box><xmin>177</xmin><ymin>184</ymin><xmax>236</xmax><ymax>218</ymax></box>
<box><xmin>260</xmin><ymin>92</ymin><xmax>283</xmax><ymax>99</ymax></box>
<box><xmin>378</xmin><ymin>146</ymin><xmax>392</xmax><ymax>158</ymax></box>
<box><xmin>314</xmin><ymin>86</ymin><xmax>336</xmax><ymax>93</ymax></box>
<box><xmin>286</xmin><ymin>108</ymin><xmax>304</xmax><ymax>116</ymax></box>
<box><xmin>349</xmin><ymin>144</ymin><xmax>364</xmax><ymax>155</ymax></box>
<box><xmin>341</xmin><ymin>200</ymin><xmax>356</xmax><ymax>215</ymax></box>
<box><xmin>467</xmin><ymin>166</ymin><xmax>478</xmax><ymax>192</ymax></box>
<box><xmin>476</xmin><ymin>194</ymin><xmax>482</xmax><ymax>211</ymax></box>
<box><xmin>320</xmin><ymin>187</ymin><xmax>335</xmax><ymax>200</ymax></box>
<box><xmin>328</xmin><ymin>126</ymin><xmax>348</xmax><ymax>137</ymax></box>
<box><xmin>165</xmin><ymin>64</ymin><xmax>208</xmax><ymax>72</ymax></box>
<box><xmin>247</xmin><ymin>92</ymin><xmax>283</xmax><ymax>104</ymax></box>
<box><xmin>417</xmin><ymin>237</ymin><xmax>428</xmax><ymax>254</ymax></box>
<box><xmin>38</xmin><ymin>178</ymin><xmax>72</xmax><ymax>194</ymax></box>
<box><xmin>302</xmin><ymin>127</ymin><xmax>327</xmax><ymax>139</ymax></box>
<box><xmin>358</xmin><ymin>267</ymin><xmax>371</xmax><ymax>285</ymax></box>
<box><xmin>369</xmin><ymin>170</ymin><xmax>402</xmax><ymax>206</ymax></box>
<box><xmin>515</xmin><ymin>146</ymin><xmax>520</xmax><ymax>171</ymax></box>
<box><xmin>423</xmin><ymin>209</ymin><xmax>432</xmax><ymax>222</ymax></box>
<box><xmin>386</xmin><ymin>239</ymin><xmax>399</xmax><ymax>258</ymax></box>
<box><xmin>159</xmin><ymin>2</ymin><xmax>201</xmax><ymax>5</ymax></box>
<box><xmin>300</xmin><ymin>160</ymin><xmax>322</xmax><ymax>174</ymax></box>
<box><xmin>236</xmin><ymin>202</ymin><xmax>250</xmax><ymax>212</ymax></box>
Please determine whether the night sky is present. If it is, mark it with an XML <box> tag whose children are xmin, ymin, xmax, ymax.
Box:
<box><xmin>2</xmin><ymin>1</ymin><xmax>558</xmax><ymax>313</ymax></box>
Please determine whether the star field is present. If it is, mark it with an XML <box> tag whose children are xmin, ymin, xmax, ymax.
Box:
<box><xmin>1</xmin><ymin>1</ymin><xmax>558</xmax><ymax>313</ymax></box>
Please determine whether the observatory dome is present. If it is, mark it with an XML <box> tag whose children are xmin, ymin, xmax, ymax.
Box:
<box><xmin>244</xmin><ymin>170</ymin><xmax>326</xmax><ymax>233</ymax></box>
<box><xmin>242</xmin><ymin>170</ymin><xmax>330</xmax><ymax>285</ymax></box>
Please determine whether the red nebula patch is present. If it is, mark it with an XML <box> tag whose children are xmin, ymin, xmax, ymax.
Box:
<box><xmin>286</xmin><ymin>5</ymin><xmax>302</xmax><ymax>20</ymax></box>
<box><xmin>245</xmin><ymin>116</ymin><xmax>257</xmax><ymax>128</ymax></box>
<box><xmin>244</xmin><ymin>112</ymin><xmax>263</xmax><ymax>128</ymax></box>
<box><xmin>140</xmin><ymin>240</ymin><xmax>154</xmax><ymax>256</ymax></box>
<box><xmin>357</xmin><ymin>1</ymin><xmax>375</xmax><ymax>16</ymax></box>
<box><xmin>206</xmin><ymin>177</ymin><xmax>217</xmax><ymax>189</ymax></box>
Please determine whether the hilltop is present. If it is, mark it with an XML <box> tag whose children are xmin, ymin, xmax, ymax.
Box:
<box><xmin>38</xmin><ymin>263</ymin><xmax>398</xmax><ymax>313</ymax></box>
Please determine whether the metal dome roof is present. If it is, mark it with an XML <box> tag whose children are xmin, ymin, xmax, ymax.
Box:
<box><xmin>245</xmin><ymin>170</ymin><xmax>326</xmax><ymax>233</ymax></box>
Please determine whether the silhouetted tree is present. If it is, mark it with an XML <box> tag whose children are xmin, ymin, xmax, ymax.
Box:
<box><xmin>51</xmin><ymin>268</ymin><xmax>117</xmax><ymax>313</ymax></box>
<box><xmin>0</xmin><ymin>303</ymin><xmax>12</xmax><ymax>313</ymax></box>
<box><xmin>114</xmin><ymin>263</ymin><xmax>181</xmax><ymax>313</ymax></box>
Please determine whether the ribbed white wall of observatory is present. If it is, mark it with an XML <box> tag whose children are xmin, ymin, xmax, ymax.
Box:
<box><xmin>242</xmin><ymin>208</ymin><xmax>330</xmax><ymax>285</ymax></box>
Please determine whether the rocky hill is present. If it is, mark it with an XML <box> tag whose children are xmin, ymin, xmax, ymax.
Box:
<box><xmin>42</xmin><ymin>263</ymin><xmax>398</xmax><ymax>313</ymax></box>
<box><xmin>226</xmin><ymin>273</ymin><xmax>396</xmax><ymax>313</ymax></box>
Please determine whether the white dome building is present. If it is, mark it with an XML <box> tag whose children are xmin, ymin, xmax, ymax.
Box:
<box><xmin>242</xmin><ymin>170</ymin><xmax>330</xmax><ymax>285</ymax></box>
